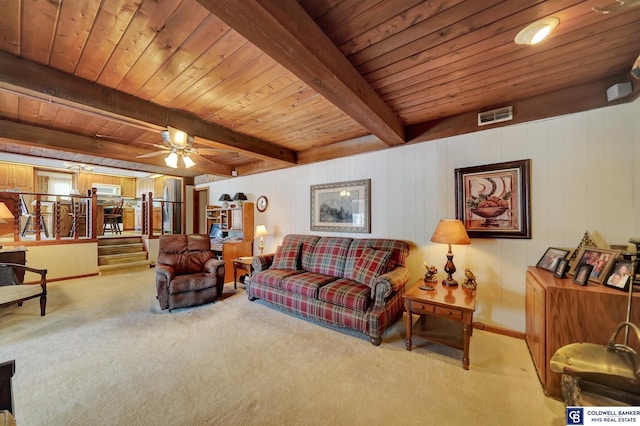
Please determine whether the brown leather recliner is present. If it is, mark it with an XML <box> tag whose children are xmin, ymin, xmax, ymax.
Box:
<box><xmin>155</xmin><ymin>234</ymin><xmax>225</xmax><ymax>311</ymax></box>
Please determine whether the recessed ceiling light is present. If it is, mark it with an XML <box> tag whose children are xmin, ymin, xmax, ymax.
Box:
<box><xmin>514</xmin><ymin>17</ymin><xmax>559</xmax><ymax>45</ymax></box>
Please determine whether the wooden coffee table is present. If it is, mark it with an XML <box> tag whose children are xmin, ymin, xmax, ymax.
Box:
<box><xmin>403</xmin><ymin>279</ymin><xmax>477</xmax><ymax>369</ymax></box>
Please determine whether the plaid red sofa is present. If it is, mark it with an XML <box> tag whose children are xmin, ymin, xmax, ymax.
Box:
<box><xmin>248</xmin><ymin>234</ymin><xmax>410</xmax><ymax>345</ymax></box>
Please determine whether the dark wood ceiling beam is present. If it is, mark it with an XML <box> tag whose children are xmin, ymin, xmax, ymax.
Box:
<box><xmin>0</xmin><ymin>51</ymin><xmax>297</xmax><ymax>166</ymax></box>
<box><xmin>234</xmin><ymin>159</ymin><xmax>286</xmax><ymax>176</ymax></box>
<box><xmin>0</xmin><ymin>119</ymin><xmax>233</xmax><ymax>176</ymax></box>
<box><xmin>297</xmin><ymin>134</ymin><xmax>388</xmax><ymax>164</ymax></box>
<box><xmin>196</xmin><ymin>0</ymin><xmax>406</xmax><ymax>147</ymax></box>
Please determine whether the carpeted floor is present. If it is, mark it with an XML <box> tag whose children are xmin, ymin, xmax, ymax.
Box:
<box><xmin>0</xmin><ymin>270</ymin><xmax>565</xmax><ymax>425</ymax></box>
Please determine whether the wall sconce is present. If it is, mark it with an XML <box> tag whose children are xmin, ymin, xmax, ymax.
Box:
<box><xmin>430</xmin><ymin>219</ymin><xmax>471</xmax><ymax>287</ymax></box>
<box><xmin>255</xmin><ymin>225</ymin><xmax>269</xmax><ymax>255</ymax></box>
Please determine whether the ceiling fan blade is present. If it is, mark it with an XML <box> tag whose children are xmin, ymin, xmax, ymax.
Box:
<box><xmin>136</xmin><ymin>151</ymin><xmax>168</xmax><ymax>158</ymax></box>
<box><xmin>184</xmin><ymin>152</ymin><xmax>221</xmax><ymax>167</ymax></box>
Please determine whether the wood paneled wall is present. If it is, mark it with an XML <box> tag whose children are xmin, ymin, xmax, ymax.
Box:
<box><xmin>201</xmin><ymin>99</ymin><xmax>639</xmax><ymax>333</ymax></box>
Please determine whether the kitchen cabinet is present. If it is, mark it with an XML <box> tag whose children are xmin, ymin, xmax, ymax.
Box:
<box><xmin>136</xmin><ymin>178</ymin><xmax>154</xmax><ymax>198</ymax></box>
<box><xmin>0</xmin><ymin>162</ymin><xmax>34</xmax><ymax>191</ymax></box>
<box><xmin>153</xmin><ymin>207</ymin><xmax>162</xmax><ymax>231</ymax></box>
<box><xmin>154</xmin><ymin>176</ymin><xmax>168</xmax><ymax>198</ymax></box>
<box><xmin>121</xmin><ymin>178</ymin><xmax>136</xmax><ymax>198</ymax></box>
<box><xmin>525</xmin><ymin>266</ymin><xmax>640</xmax><ymax>399</ymax></box>
<box><xmin>122</xmin><ymin>208</ymin><xmax>135</xmax><ymax>230</ymax></box>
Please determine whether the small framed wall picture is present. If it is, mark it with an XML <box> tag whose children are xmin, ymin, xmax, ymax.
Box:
<box><xmin>553</xmin><ymin>258</ymin><xmax>570</xmax><ymax>279</ymax></box>
<box><xmin>536</xmin><ymin>247</ymin><xmax>571</xmax><ymax>272</ymax></box>
<box><xmin>603</xmin><ymin>259</ymin><xmax>633</xmax><ymax>292</ymax></box>
<box><xmin>256</xmin><ymin>196</ymin><xmax>268</xmax><ymax>212</ymax></box>
<box><xmin>572</xmin><ymin>264</ymin><xmax>593</xmax><ymax>286</ymax></box>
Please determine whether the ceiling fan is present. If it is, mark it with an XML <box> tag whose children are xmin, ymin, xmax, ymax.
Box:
<box><xmin>132</xmin><ymin>127</ymin><xmax>238</xmax><ymax>168</ymax></box>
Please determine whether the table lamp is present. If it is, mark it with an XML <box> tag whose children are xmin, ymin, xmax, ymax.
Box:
<box><xmin>0</xmin><ymin>202</ymin><xmax>15</xmax><ymax>249</ymax></box>
<box><xmin>218</xmin><ymin>193</ymin><xmax>232</xmax><ymax>208</ymax></box>
<box><xmin>430</xmin><ymin>219</ymin><xmax>471</xmax><ymax>287</ymax></box>
<box><xmin>255</xmin><ymin>225</ymin><xmax>269</xmax><ymax>255</ymax></box>
<box><xmin>232</xmin><ymin>192</ymin><xmax>247</xmax><ymax>207</ymax></box>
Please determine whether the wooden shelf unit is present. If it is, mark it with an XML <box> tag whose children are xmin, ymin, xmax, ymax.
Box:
<box><xmin>525</xmin><ymin>266</ymin><xmax>640</xmax><ymax>399</ymax></box>
<box><xmin>206</xmin><ymin>203</ymin><xmax>254</xmax><ymax>241</ymax></box>
<box><xmin>206</xmin><ymin>202</ymin><xmax>254</xmax><ymax>283</ymax></box>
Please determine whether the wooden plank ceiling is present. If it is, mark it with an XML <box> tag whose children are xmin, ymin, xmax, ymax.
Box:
<box><xmin>0</xmin><ymin>0</ymin><xmax>638</xmax><ymax>178</ymax></box>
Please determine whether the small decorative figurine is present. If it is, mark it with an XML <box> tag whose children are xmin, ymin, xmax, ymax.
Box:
<box><xmin>423</xmin><ymin>262</ymin><xmax>438</xmax><ymax>283</ymax></box>
<box><xmin>463</xmin><ymin>268</ymin><xmax>478</xmax><ymax>290</ymax></box>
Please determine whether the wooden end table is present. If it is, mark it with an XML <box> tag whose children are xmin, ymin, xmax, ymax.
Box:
<box><xmin>232</xmin><ymin>257</ymin><xmax>253</xmax><ymax>289</ymax></box>
<box><xmin>403</xmin><ymin>279</ymin><xmax>477</xmax><ymax>369</ymax></box>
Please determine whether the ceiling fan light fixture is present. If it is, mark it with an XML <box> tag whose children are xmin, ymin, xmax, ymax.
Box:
<box><xmin>182</xmin><ymin>155</ymin><xmax>195</xmax><ymax>168</ymax></box>
<box><xmin>165</xmin><ymin>152</ymin><xmax>178</xmax><ymax>168</ymax></box>
<box><xmin>167</xmin><ymin>126</ymin><xmax>189</xmax><ymax>146</ymax></box>
<box><xmin>515</xmin><ymin>17</ymin><xmax>559</xmax><ymax>45</ymax></box>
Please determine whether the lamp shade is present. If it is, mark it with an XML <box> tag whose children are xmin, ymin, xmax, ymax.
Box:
<box><xmin>232</xmin><ymin>192</ymin><xmax>247</xmax><ymax>201</ymax></box>
<box><xmin>430</xmin><ymin>219</ymin><xmax>470</xmax><ymax>245</ymax></box>
<box><xmin>0</xmin><ymin>201</ymin><xmax>14</xmax><ymax>224</ymax></box>
<box><xmin>255</xmin><ymin>225</ymin><xmax>269</xmax><ymax>237</ymax></box>
<box><xmin>218</xmin><ymin>194</ymin><xmax>232</xmax><ymax>202</ymax></box>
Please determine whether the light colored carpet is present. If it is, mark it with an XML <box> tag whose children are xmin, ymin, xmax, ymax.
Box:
<box><xmin>0</xmin><ymin>270</ymin><xmax>565</xmax><ymax>425</ymax></box>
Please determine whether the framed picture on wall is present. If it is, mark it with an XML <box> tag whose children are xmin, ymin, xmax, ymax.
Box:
<box><xmin>568</xmin><ymin>246</ymin><xmax>620</xmax><ymax>285</ymax></box>
<box><xmin>310</xmin><ymin>179</ymin><xmax>371</xmax><ymax>233</ymax></box>
<box><xmin>455</xmin><ymin>159</ymin><xmax>531</xmax><ymax>239</ymax></box>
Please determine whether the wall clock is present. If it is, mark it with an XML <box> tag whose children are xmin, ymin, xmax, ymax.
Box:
<box><xmin>256</xmin><ymin>196</ymin><xmax>268</xmax><ymax>212</ymax></box>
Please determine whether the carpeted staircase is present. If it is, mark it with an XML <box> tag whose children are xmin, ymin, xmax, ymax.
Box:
<box><xmin>97</xmin><ymin>236</ymin><xmax>152</xmax><ymax>274</ymax></box>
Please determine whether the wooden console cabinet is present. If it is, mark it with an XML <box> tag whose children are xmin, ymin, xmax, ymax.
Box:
<box><xmin>525</xmin><ymin>266</ymin><xmax>640</xmax><ymax>399</ymax></box>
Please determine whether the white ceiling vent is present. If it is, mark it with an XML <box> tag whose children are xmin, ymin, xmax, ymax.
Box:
<box><xmin>478</xmin><ymin>106</ymin><xmax>513</xmax><ymax>126</ymax></box>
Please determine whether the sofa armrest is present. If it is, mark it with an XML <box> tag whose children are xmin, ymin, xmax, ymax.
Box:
<box><xmin>252</xmin><ymin>253</ymin><xmax>275</xmax><ymax>273</ymax></box>
<box><xmin>204</xmin><ymin>258</ymin><xmax>225</xmax><ymax>275</ymax></box>
<box><xmin>371</xmin><ymin>266</ymin><xmax>411</xmax><ymax>301</ymax></box>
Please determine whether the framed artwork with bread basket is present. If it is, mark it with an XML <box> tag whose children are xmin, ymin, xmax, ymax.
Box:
<box><xmin>455</xmin><ymin>159</ymin><xmax>531</xmax><ymax>239</ymax></box>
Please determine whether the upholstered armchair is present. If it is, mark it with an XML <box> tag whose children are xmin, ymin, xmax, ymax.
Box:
<box><xmin>155</xmin><ymin>234</ymin><xmax>225</xmax><ymax>311</ymax></box>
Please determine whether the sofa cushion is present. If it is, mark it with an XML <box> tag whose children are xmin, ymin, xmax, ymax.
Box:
<box><xmin>344</xmin><ymin>239</ymin><xmax>409</xmax><ymax>279</ymax></box>
<box><xmin>306</xmin><ymin>237</ymin><xmax>352</xmax><ymax>277</ymax></box>
<box><xmin>318</xmin><ymin>279</ymin><xmax>371</xmax><ymax>312</ymax></box>
<box><xmin>169</xmin><ymin>273</ymin><xmax>217</xmax><ymax>294</ymax></box>
<box><xmin>350</xmin><ymin>247</ymin><xmax>391</xmax><ymax>286</ymax></box>
<box><xmin>281</xmin><ymin>234</ymin><xmax>321</xmax><ymax>270</ymax></box>
<box><xmin>271</xmin><ymin>241</ymin><xmax>302</xmax><ymax>270</ymax></box>
<box><xmin>252</xmin><ymin>269</ymin><xmax>302</xmax><ymax>289</ymax></box>
<box><xmin>281</xmin><ymin>272</ymin><xmax>337</xmax><ymax>298</ymax></box>
<box><xmin>0</xmin><ymin>285</ymin><xmax>42</xmax><ymax>305</ymax></box>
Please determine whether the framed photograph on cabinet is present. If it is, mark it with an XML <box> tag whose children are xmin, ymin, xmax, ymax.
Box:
<box><xmin>553</xmin><ymin>258</ymin><xmax>570</xmax><ymax>279</ymax></box>
<box><xmin>603</xmin><ymin>259</ymin><xmax>633</xmax><ymax>292</ymax></box>
<box><xmin>455</xmin><ymin>159</ymin><xmax>531</xmax><ymax>239</ymax></box>
<box><xmin>568</xmin><ymin>246</ymin><xmax>619</xmax><ymax>285</ymax></box>
<box><xmin>572</xmin><ymin>264</ymin><xmax>593</xmax><ymax>286</ymax></box>
<box><xmin>536</xmin><ymin>247</ymin><xmax>570</xmax><ymax>272</ymax></box>
<box><xmin>310</xmin><ymin>179</ymin><xmax>371</xmax><ymax>233</ymax></box>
